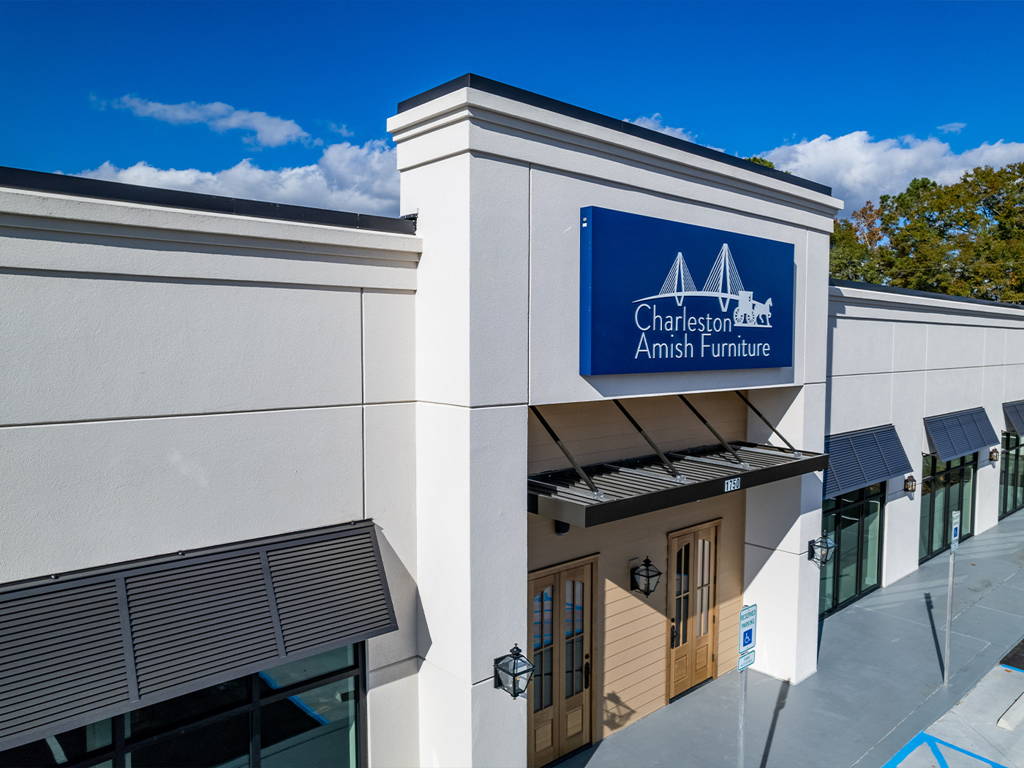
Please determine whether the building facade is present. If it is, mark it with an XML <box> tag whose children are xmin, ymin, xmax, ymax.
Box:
<box><xmin>1</xmin><ymin>75</ymin><xmax>1023</xmax><ymax>768</ymax></box>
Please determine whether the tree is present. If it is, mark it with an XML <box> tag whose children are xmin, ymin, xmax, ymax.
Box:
<box><xmin>829</xmin><ymin>162</ymin><xmax>1024</xmax><ymax>303</ymax></box>
<box><xmin>745</xmin><ymin>156</ymin><xmax>776</xmax><ymax>169</ymax></box>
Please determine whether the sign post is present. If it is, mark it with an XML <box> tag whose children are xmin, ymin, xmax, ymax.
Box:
<box><xmin>737</xmin><ymin>604</ymin><xmax>757</xmax><ymax>768</ymax></box>
<box><xmin>944</xmin><ymin>509</ymin><xmax>960</xmax><ymax>687</ymax></box>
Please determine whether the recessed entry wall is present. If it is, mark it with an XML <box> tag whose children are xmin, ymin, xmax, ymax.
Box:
<box><xmin>528</xmin><ymin>392</ymin><xmax>748</xmax><ymax>475</ymax></box>
<box><xmin>528</xmin><ymin>492</ymin><xmax>744</xmax><ymax>738</ymax></box>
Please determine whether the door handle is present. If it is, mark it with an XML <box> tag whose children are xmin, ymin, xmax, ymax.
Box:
<box><xmin>671</xmin><ymin>623</ymin><xmax>679</xmax><ymax>647</ymax></box>
<box><xmin>583</xmin><ymin>661</ymin><xmax>591</xmax><ymax>689</ymax></box>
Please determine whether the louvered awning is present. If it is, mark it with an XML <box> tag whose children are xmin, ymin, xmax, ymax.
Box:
<box><xmin>1004</xmin><ymin>400</ymin><xmax>1024</xmax><ymax>435</ymax></box>
<box><xmin>0</xmin><ymin>520</ymin><xmax>396</xmax><ymax>752</ymax></box>
<box><xmin>924</xmin><ymin>407</ymin><xmax>999</xmax><ymax>462</ymax></box>
<box><xmin>824</xmin><ymin>424</ymin><xmax>912</xmax><ymax>499</ymax></box>
<box><xmin>528</xmin><ymin>443</ymin><xmax>828</xmax><ymax>527</ymax></box>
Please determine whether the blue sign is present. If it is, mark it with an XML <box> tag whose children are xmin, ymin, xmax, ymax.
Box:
<box><xmin>739</xmin><ymin>604</ymin><xmax>757</xmax><ymax>654</ymax></box>
<box><xmin>580</xmin><ymin>207</ymin><xmax>795</xmax><ymax>375</ymax></box>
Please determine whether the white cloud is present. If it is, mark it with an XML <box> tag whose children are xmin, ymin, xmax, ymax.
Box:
<box><xmin>116</xmin><ymin>96</ymin><xmax>309</xmax><ymax>147</ymax></box>
<box><xmin>628</xmin><ymin>113</ymin><xmax>697</xmax><ymax>143</ymax></box>
<box><xmin>937</xmin><ymin>122</ymin><xmax>967</xmax><ymax>134</ymax></box>
<box><xmin>763</xmin><ymin>131</ymin><xmax>1024</xmax><ymax>212</ymax></box>
<box><xmin>78</xmin><ymin>139</ymin><xmax>399</xmax><ymax>216</ymax></box>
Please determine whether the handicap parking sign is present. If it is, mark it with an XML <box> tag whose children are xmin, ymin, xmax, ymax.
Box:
<box><xmin>739</xmin><ymin>604</ymin><xmax>757</xmax><ymax>654</ymax></box>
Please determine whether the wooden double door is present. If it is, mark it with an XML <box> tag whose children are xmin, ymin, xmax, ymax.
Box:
<box><xmin>666</xmin><ymin>521</ymin><xmax>719</xmax><ymax>699</ymax></box>
<box><xmin>527</xmin><ymin>558</ymin><xmax>593</xmax><ymax>768</ymax></box>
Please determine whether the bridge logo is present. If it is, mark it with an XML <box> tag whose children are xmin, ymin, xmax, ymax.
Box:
<box><xmin>634</xmin><ymin>244</ymin><xmax>773</xmax><ymax>328</ymax></box>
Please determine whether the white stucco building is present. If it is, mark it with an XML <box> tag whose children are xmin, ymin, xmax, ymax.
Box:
<box><xmin>1</xmin><ymin>74</ymin><xmax>1023</xmax><ymax>768</ymax></box>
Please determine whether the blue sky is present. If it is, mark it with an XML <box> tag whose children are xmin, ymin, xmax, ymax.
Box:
<box><xmin>3</xmin><ymin>1</ymin><xmax>1023</xmax><ymax>215</ymax></box>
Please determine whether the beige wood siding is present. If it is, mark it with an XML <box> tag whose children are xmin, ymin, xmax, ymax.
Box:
<box><xmin>528</xmin><ymin>491</ymin><xmax>745</xmax><ymax>739</ymax></box>
<box><xmin>528</xmin><ymin>392</ymin><xmax>749</xmax><ymax>475</ymax></box>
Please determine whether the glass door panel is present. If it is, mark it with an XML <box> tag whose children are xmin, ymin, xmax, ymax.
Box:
<box><xmin>671</xmin><ymin>543</ymin><xmax>690</xmax><ymax>649</ymax></box>
<box><xmin>930</xmin><ymin>473</ymin><xmax>948</xmax><ymax>556</ymax></box>
<box><xmin>819</xmin><ymin>512</ymin><xmax>837</xmax><ymax>614</ymax></box>
<box><xmin>531</xmin><ymin>583</ymin><xmax>554</xmax><ymax>714</ymax></box>
<box><xmin>918</xmin><ymin>494</ymin><xmax>931</xmax><ymax>561</ymax></box>
<box><xmin>836</xmin><ymin>512</ymin><xmax>861</xmax><ymax>606</ymax></box>
<box><xmin>563</xmin><ymin>579</ymin><xmax>584</xmax><ymax>699</ymax></box>
<box><xmin>960</xmin><ymin>467</ymin><xmax>974</xmax><ymax>537</ymax></box>
<box><xmin>860</xmin><ymin>499</ymin><xmax>882</xmax><ymax>591</ymax></box>
<box><xmin>1016</xmin><ymin>441</ymin><xmax>1024</xmax><ymax>509</ymax></box>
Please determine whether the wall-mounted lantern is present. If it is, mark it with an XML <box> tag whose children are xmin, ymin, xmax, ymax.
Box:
<box><xmin>630</xmin><ymin>557</ymin><xmax>662</xmax><ymax>597</ymax></box>
<box><xmin>903</xmin><ymin>475</ymin><xmax>917</xmax><ymax>493</ymax></box>
<box><xmin>807</xmin><ymin>536</ymin><xmax>836</xmax><ymax>567</ymax></box>
<box><xmin>990</xmin><ymin>447</ymin><xmax>1000</xmax><ymax>463</ymax></box>
<box><xmin>493</xmin><ymin>644</ymin><xmax>534</xmax><ymax>699</ymax></box>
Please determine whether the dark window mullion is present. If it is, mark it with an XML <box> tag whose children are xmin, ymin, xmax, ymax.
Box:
<box><xmin>258</xmin><ymin>665</ymin><xmax>362</xmax><ymax>705</ymax></box>
<box><xmin>356</xmin><ymin>642</ymin><xmax>369</xmax><ymax>768</ymax></box>
<box><xmin>251</xmin><ymin>674</ymin><xmax>261</xmax><ymax>768</ymax></box>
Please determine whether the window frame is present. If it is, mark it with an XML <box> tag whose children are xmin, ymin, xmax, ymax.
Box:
<box><xmin>919</xmin><ymin>452</ymin><xmax>978</xmax><ymax>564</ymax></box>
<box><xmin>819</xmin><ymin>482</ymin><xmax>886</xmax><ymax>618</ymax></box>
<box><xmin>999</xmin><ymin>431</ymin><xmax>1024</xmax><ymax>520</ymax></box>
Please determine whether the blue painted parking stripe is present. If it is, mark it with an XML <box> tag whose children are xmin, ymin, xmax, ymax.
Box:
<box><xmin>1000</xmin><ymin>663</ymin><xmax>1024</xmax><ymax>674</ymax></box>
<box><xmin>882</xmin><ymin>730</ymin><xmax>1010</xmax><ymax>768</ymax></box>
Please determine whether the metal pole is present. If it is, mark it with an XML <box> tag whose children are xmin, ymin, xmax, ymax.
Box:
<box><xmin>611</xmin><ymin>399</ymin><xmax>683</xmax><ymax>480</ymax></box>
<box><xmin>944</xmin><ymin>549</ymin><xmax>955</xmax><ymax>686</ymax></box>
<box><xmin>528</xmin><ymin>406</ymin><xmax>604</xmax><ymax>499</ymax></box>
<box><xmin>738</xmin><ymin>668</ymin><xmax>746</xmax><ymax>768</ymax></box>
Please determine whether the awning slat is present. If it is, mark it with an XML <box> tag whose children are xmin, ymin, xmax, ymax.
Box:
<box><xmin>530</xmin><ymin>443</ymin><xmax>828</xmax><ymax>527</ymax></box>
<box><xmin>824</xmin><ymin>424</ymin><xmax>912</xmax><ymax>499</ymax></box>
<box><xmin>924</xmin><ymin>407</ymin><xmax>998</xmax><ymax>462</ymax></box>
<box><xmin>1004</xmin><ymin>400</ymin><xmax>1024</xmax><ymax>435</ymax></box>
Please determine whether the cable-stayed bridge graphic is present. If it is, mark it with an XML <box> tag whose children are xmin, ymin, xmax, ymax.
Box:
<box><xmin>632</xmin><ymin>243</ymin><xmax>773</xmax><ymax>328</ymax></box>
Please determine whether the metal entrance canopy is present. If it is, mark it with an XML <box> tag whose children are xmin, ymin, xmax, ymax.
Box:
<box><xmin>528</xmin><ymin>394</ymin><xmax>828</xmax><ymax>528</ymax></box>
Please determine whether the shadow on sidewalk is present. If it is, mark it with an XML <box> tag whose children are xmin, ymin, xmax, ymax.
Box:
<box><xmin>759</xmin><ymin>680</ymin><xmax>789</xmax><ymax>768</ymax></box>
<box><xmin>924</xmin><ymin>592</ymin><xmax>945</xmax><ymax>680</ymax></box>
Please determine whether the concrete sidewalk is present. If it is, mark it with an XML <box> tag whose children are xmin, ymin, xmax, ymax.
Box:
<box><xmin>559</xmin><ymin>512</ymin><xmax>1024</xmax><ymax>768</ymax></box>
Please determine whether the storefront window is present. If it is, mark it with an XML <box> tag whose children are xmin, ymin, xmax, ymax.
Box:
<box><xmin>999</xmin><ymin>431</ymin><xmax>1024</xmax><ymax>519</ymax></box>
<box><xmin>919</xmin><ymin>453</ymin><xmax>977</xmax><ymax>563</ymax></box>
<box><xmin>819</xmin><ymin>483</ymin><xmax>885</xmax><ymax>617</ymax></box>
<box><xmin>0</xmin><ymin>644</ymin><xmax>365</xmax><ymax>768</ymax></box>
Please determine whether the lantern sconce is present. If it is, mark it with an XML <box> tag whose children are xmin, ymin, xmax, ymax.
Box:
<box><xmin>630</xmin><ymin>556</ymin><xmax>662</xmax><ymax>597</ymax></box>
<box><xmin>990</xmin><ymin>447</ymin><xmax>1000</xmax><ymax>463</ymax></box>
<box><xmin>807</xmin><ymin>536</ymin><xmax>836</xmax><ymax>567</ymax></box>
<box><xmin>903</xmin><ymin>475</ymin><xmax>917</xmax><ymax>493</ymax></box>
<box><xmin>493</xmin><ymin>644</ymin><xmax>534</xmax><ymax>699</ymax></box>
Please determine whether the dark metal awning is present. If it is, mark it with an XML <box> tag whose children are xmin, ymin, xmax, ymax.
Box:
<box><xmin>824</xmin><ymin>424</ymin><xmax>912</xmax><ymax>500</ymax></box>
<box><xmin>924</xmin><ymin>407</ymin><xmax>998</xmax><ymax>463</ymax></box>
<box><xmin>528</xmin><ymin>394</ymin><xmax>827</xmax><ymax>528</ymax></box>
<box><xmin>529</xmin><ymin>443</ymin><xmax>828</xmax><ymax>527</ymax></box>
<box><xmin>1004</xmin><ymin>400</ymin><xmax>1024</xmax><ymax>435</ymax></box>
<box><xmin>0</xmin><ymin>520</ymin><xmax>396</xmax><ymax>752</ymax></box>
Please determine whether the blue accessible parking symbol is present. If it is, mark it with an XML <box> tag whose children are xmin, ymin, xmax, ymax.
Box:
<box><xmin>739</xmin><ymin>604</ymin><xmax>757</xmax><ymax>655</ymax></box>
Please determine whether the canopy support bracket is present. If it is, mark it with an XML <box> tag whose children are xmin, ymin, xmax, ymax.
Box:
<box><xmin>612</xmin><ymin>399</ymin><xmax>687</xmax><ymax>482</ymax></box>
<box><xmin>677</xmin><ymin>394</ymin><xmax>748</xmax><ymax>467</ymax></box>
<box><xmin>735</xmin><ymin>391</ymin><xmax>800</xmax><ymax>455</ymax></box>
<box><xmin>530</xmin><ymin>406</ymin><xmax>606</xmax><ymax>500</ymax></box>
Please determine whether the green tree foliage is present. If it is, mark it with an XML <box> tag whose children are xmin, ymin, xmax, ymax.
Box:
<box><xmin>745</xmin><ymin>156</ymin><xmax>776</xmax><ymax>169</ymax></box>
<box><xmin>830</xmin><ymin>162</ymin><xmax>1024</xmax><ymax>303</ymax></box>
